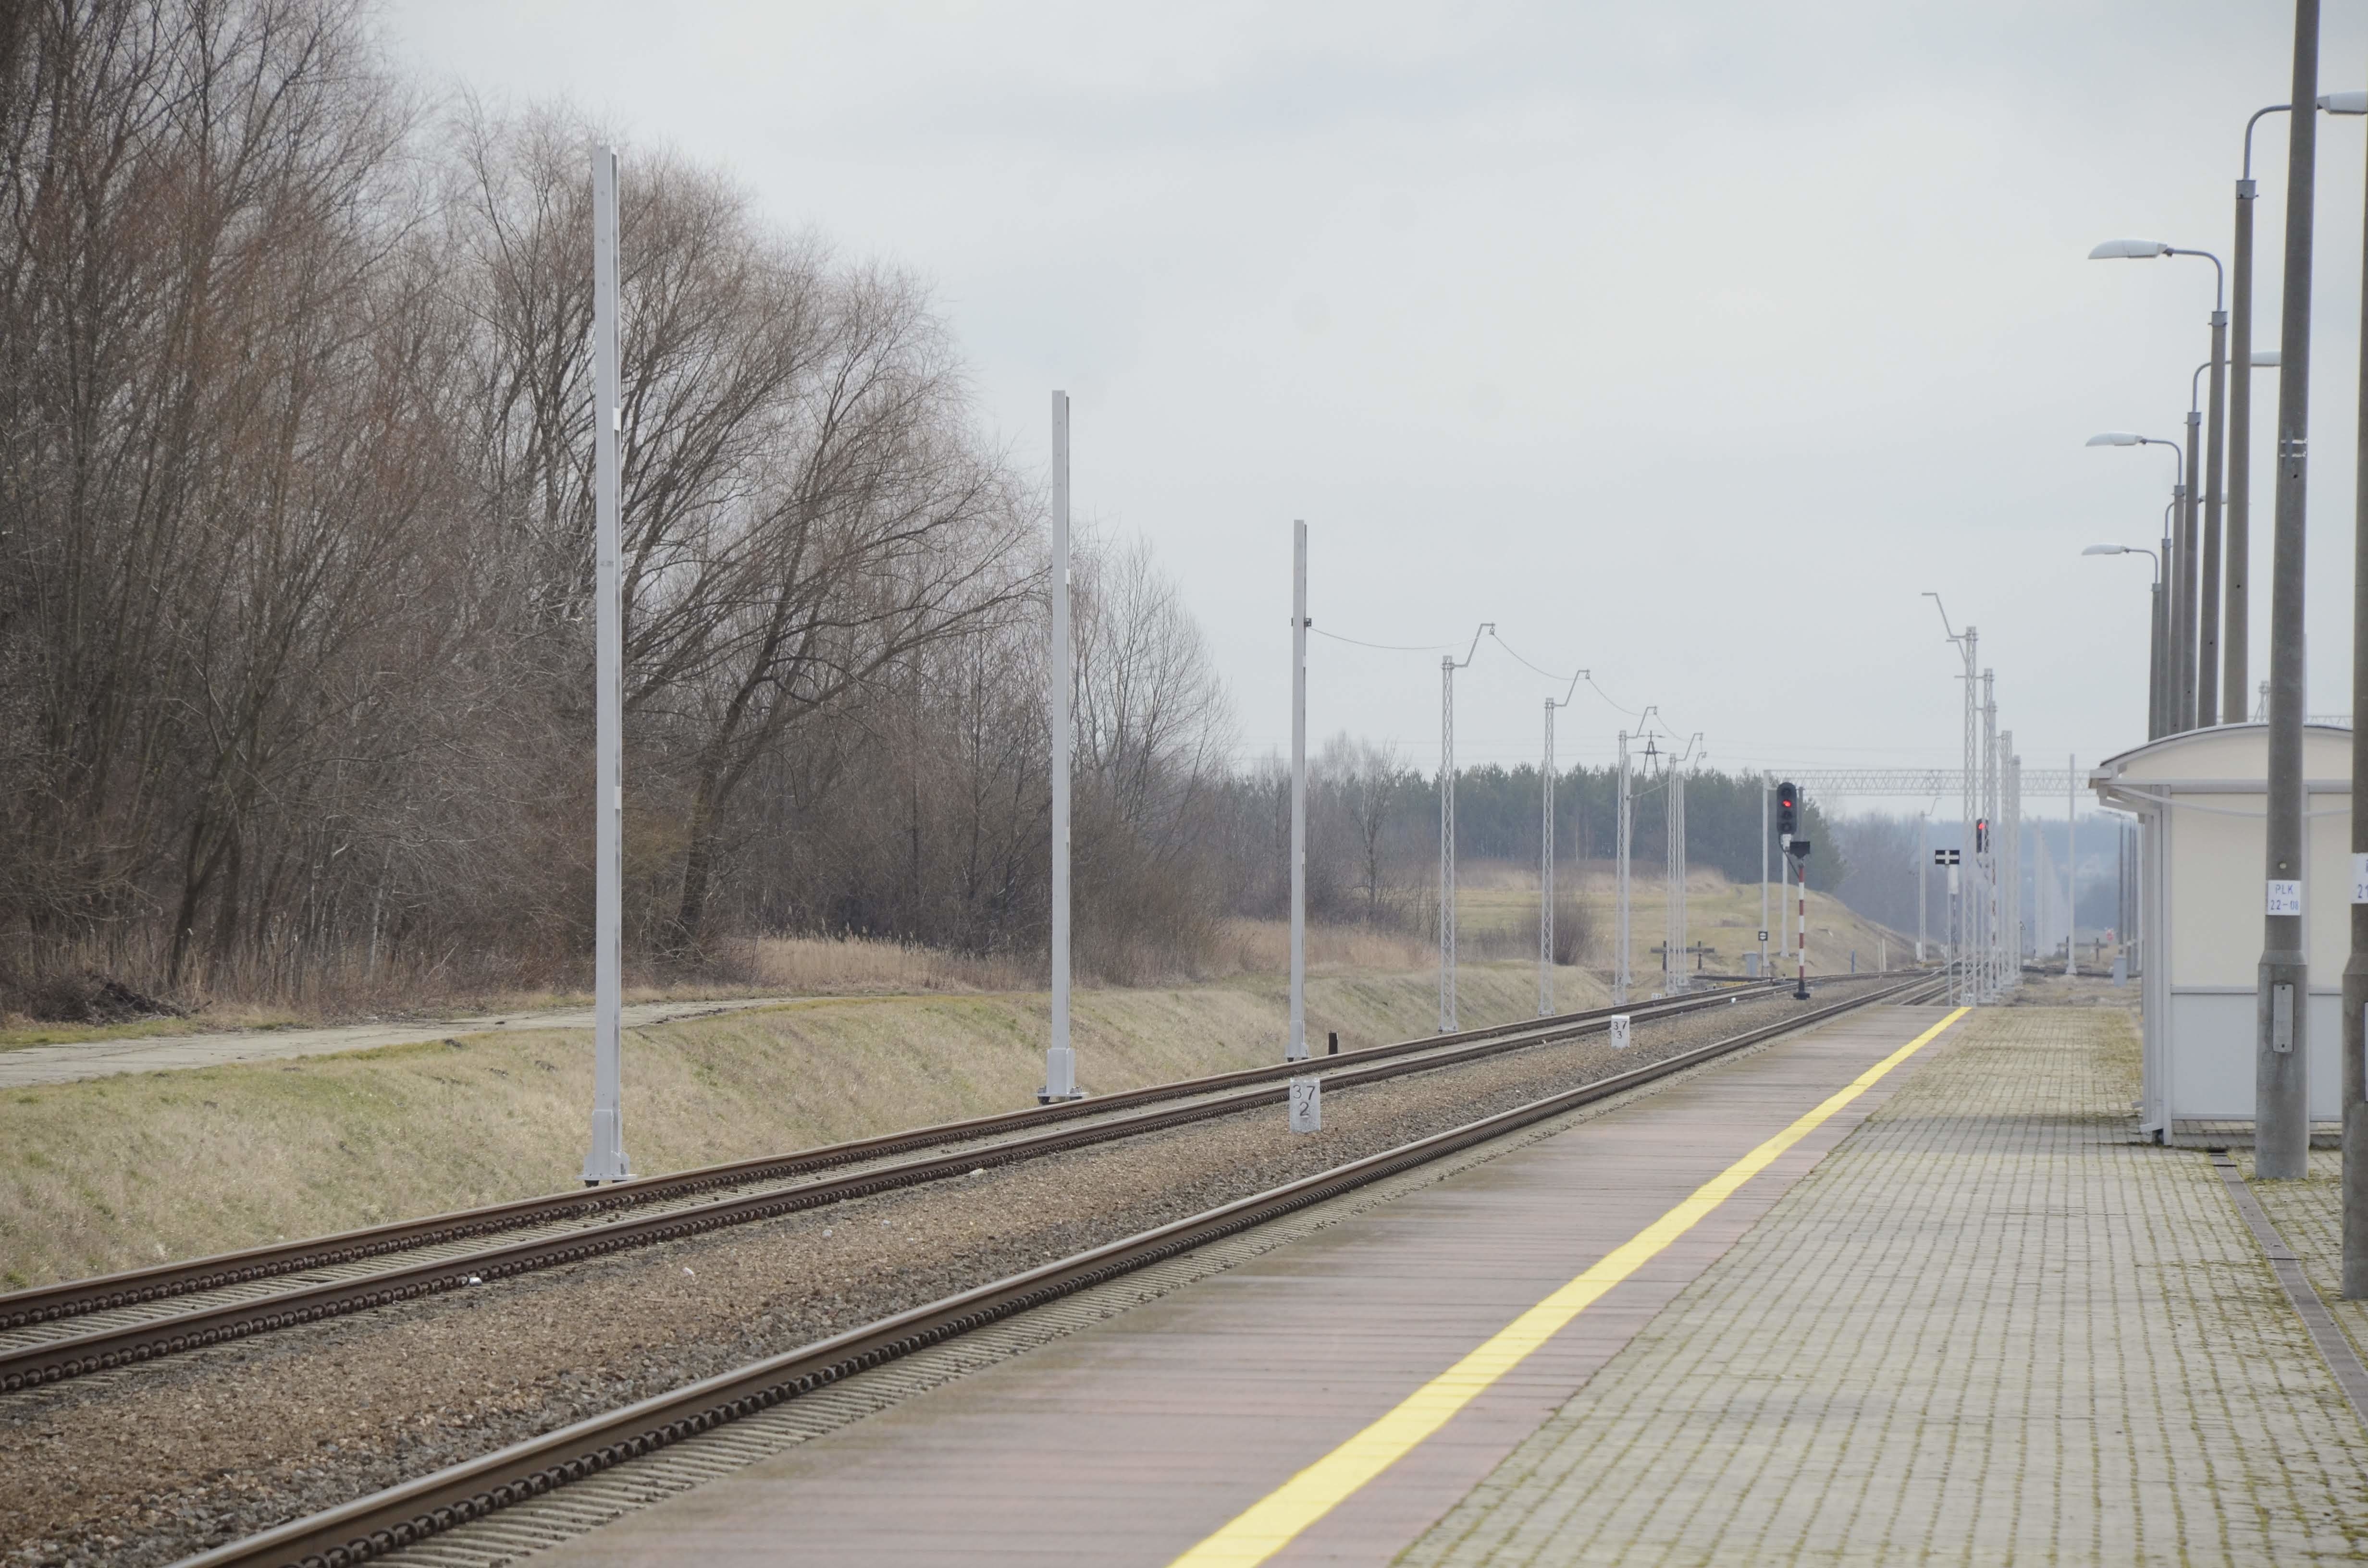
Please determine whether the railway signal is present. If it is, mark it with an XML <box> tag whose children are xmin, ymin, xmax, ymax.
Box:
<box><xmin>1785</xmin><ymin>784</ymin><xmax>1812</xmax><ymax>1000</ymax></box>
<box><xmin>1935</xmin><ymin>847</ymin><xmax>1963</xmax><ymax>1004</ymax></box>
<box><xmin>1775</xmin><ymin>779</ymin><xmax>1801</xmax><ymax>992</ymax></box>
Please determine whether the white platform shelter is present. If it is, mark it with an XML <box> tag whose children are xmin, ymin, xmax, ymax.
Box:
<box><xmin>2089</xmin><ymin>722</ymin><xmax>2351</xmax><ymax>1144</ymax></box>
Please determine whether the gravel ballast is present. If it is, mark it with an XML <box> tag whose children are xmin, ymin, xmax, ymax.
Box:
<box><xmin>0</xmin><ymin>981</ymin><xmax>1889</xmax><ymax>1567</ymax></box>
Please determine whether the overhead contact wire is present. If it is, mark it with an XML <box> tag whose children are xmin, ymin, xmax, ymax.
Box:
<box><xmin>1307</xmin><ymin>627</ymin><xmax>1457</xmax><ymax>653</ymax></box>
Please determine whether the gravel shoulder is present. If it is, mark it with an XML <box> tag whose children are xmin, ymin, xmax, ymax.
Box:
<box><xmin>0</xmin><ymin>983</ymin><xmax>1876</xmax><ymax>1568</ymax></box>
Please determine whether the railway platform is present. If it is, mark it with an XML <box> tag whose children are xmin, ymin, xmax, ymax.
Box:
<box><xmin>477</xmin><ymin>999</ymin><xmax>2368</xmax><ymax>1567</ymax></box>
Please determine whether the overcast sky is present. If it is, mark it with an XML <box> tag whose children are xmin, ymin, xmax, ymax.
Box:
<box><xmin>379</xmin><ymin>0</ymin><xmax>2368</xmax><ymax>803</ymax></box>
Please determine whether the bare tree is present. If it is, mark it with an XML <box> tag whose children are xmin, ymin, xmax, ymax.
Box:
<box><xmin>0</xmin><ymin>11</ymin><xmax>1282</xmax><ymax>1014</ymax></box>
<box><xmin>1320</xmin><ymin>734</ymin><xmax>1408</xmax><ymax>924</ymax></box>
<box><xmin>659</xmin><ymin>274</ymin><xmax>1032</xmax><ymax>948</ymax></box>
<box><xmin>1065</xmin><ymin>535</ymin><xmax>1235</xmax><ymax>975</ymax></box>
<box><xmin>0</xmin><ymin>0</ymin><xmax>436</xmax><ymax>985</ymax></box>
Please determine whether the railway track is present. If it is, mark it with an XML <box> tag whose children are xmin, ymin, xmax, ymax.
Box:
<box><xmin>171</xmin><ymin>971</ymin><xmax>1947</xmax><ymax>1568</ymax></box>
<box><xmin>0</xmin><ymin>977</ymin><xmax>1866</xmax><ymax>1392</ymax></box>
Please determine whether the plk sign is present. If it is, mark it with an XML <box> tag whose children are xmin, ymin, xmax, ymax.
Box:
<box><xmin>1288</xmin><ymin>1075</ymin><xmax>1321</xmax><ymax>1134</ymax></box>
<box><xmin>2267</xmin><ymin>880</ymin><xmax>2304</xmax><ymax>918</ymax></box>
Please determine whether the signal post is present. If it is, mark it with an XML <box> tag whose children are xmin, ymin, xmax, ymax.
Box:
<box><xmin>1778</xmin><ymin>781</ymin><xmax>1812</xmax><ymax>999</ymax></box>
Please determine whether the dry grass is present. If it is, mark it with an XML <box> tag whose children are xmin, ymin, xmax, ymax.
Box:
<box><xmin>1201</xmin><ymin>920</ymin><xmax>1438</xmax><ymax>976</ymax></box>
<box><xmin>734</xmin><ymin>935</ymin><xmax>1036</xmax><ymax>995</ymax></box>
<box><xmin>1451</xmin><ymin>860</ymin><xmax>1914</xmax><ymax>977</ymax></box>
<box><xmin>0</xmin><ymin>1008</ymin><xmax>310</xmax><ymax>1049</ymax></box>
<box><xmin>0</xmin><ymin>956</ymin><xmax>1605</xmax><ymax>1290</ymax></box>
<box><xmin>739</xmin><ymin>925</ymin><xmax>1441</xmax><ymax>994</ymax></box>
<box><xmin>0</xmin><ymin>936</ymin><xmax>1013</xmax><ymax>1049</ymax></box>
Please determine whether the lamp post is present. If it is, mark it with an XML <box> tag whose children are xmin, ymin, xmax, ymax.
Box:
<box><xmin>2345</xmin><ymin>104</ymin><xmax>2368</xmax><ymax>1296</ymax></box>
<box><xmin>2083</xmin><ymin>544</ymin><xmax>2163</xmax><ymax>741</ymax></box>
<box><xmin>2231</xmin><ymin>92</ymin><xmax>2367</xmax><ymax>717</ymax></box>
<box><xmin>2087</xmin><ymin>432</ymin><xmax>2186</xmax><ymax>732</ymax></box>
<box><xmin>2189</xmin><ymin>359</ymin><xmax>2223</xmax><ymax>723</ymax></box>
<box><xmin>2090</xmin><ymin>240</ymin><xmax>2223</xmax><ymax>729</ymax></box>
<box><xmin>2257</xmin><ymin>0</ymin><xmax>2320</xmax><ymax>1184</ymax></box>
<box><xmin>2237</xmin><ymin>347</ymin><xmax>2284</xmax><ymax>712</ymax></box>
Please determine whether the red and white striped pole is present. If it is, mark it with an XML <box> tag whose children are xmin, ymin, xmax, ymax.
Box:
<box><xmin>1794</xmin><ymin>852</ymin><xmax>1810</xmax><ymax>999</ymax></box>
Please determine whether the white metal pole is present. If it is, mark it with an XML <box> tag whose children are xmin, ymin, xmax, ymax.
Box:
<box><xmin>1917</xmin><ymin>814</ymin><xmax>1928</xmax><ymax>964</ymax></box>
<box><xmin>2005</xmin><ymin>742</ymin><xmax>2021</xmax><ymax>989</ymax></box>
<box><xmin>2016</xmin><ymin>751</ymin><xmax>2027</xmax><ymax>983</ymax></box>
<box><xmin>582</xmin><ymin>145</ymin><xmax>629</xmax><ymax>1187</ymax></box>
<box><xmin>2000</xmin><ymin>734</ymin><xmax>2012</xmax><ymax>989</ymax></box>
<box><xmin>1288</xmin><ymin>521</ymin><xmax>1308</xmax><ymax>1061</ymax></box>
<box><xmin>1760</xmin><ymin>780</ymin><xmax>1770</xmax><ymax>979</ymax></box>
<box><xmin>1539</xmin><ymin>698</ymin><xmax>1554</xmax><ymax>1017</ymax></box>
<box><xmin>1962</xmin><ymin>628</ymin><xmax>1978</xmax><ymax>1006</ymax></box>
<box><xmin>1438</xmin><ymin>655</ymin><xmax>1455</xmax><ymax>1033</ymax></box>
<box><xmin>1982</xmin><ymin>672</ymin><xmax>1998</xmax><ymax>999</ymax></box>
<box><xmin>1950</xmin><ymin>858</ymin><xmax>1962</xmax><ymax>1000</ymax></box>
<box><xmin>1616</xmin><ymin>731</ymin><xmax>1631</xmax><ymax>1005</ymax></box>
<box><xmin>1044</xmin><ymin>392</ymin><xmax>1077</xmax><ymax>1101</ymax></box>
<box><xmin>1666</xmin><ymin>770</ymin><xmax>1686</xmax><ymax>995</ymax></box>
<box><xmin>1432</xmin><ymin>625</ymin><xmax>1489</xmax><ymax>1032</ymax></box>
<box><xmin>2066</xmin><ymin>752</ymin><xmax>2078</xmax><ymax>976</ymax></box>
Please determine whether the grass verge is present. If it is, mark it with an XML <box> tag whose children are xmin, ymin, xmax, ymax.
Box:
<box><xmin>0</xmin><ymin>959</ymin><xmax>1604</xmax><ymax>1290</ymax></box>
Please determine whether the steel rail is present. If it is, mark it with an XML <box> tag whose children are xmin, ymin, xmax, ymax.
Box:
<box><xmin>172</xmin><ymin>974</ymin><xmax>1946</xmax><ymax>1568</ymax></box>
<box><xmin>1</xmin><ymin>977</ymin><xmax>1903</xmax><ymax>1391</ymax></box>
<box><xmin>1</xmin><ymin>980</ymin><xmax>1803</xmax><ymax>1335</ymax></box>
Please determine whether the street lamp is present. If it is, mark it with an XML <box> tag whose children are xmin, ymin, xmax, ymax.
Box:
<box><xmin>2231</xmin><ymin>92</ymin><xmax>2367</xmax><ymax>730</ymax></box>
<box><xmin>2084</xmin><ymin>544</ymin><xmax>2166</xmax><ymax>741</ymax></box>
<box><xmin>2185</xmin><ymin>358</ymin><xmax>2226</xmax><ymax>723</ymax></box>
<box><xmin>2089</xmin><ymin>240</ymin><xmax>2224</xmax><ymax>732</ymax></box>
<box><xmin>2087</xmin><ymin>432</ymin><xmax>2188</xmax><ymax>732</ymax></box>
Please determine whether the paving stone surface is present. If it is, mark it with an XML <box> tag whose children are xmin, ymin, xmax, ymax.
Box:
<box><xmin>2250</xmin><ymin>1149</ymin><xmax>2368</xmax><ymax>1372</ymax></box>
<box><xmin>1401</xmin><ymin>1005</ymin><xmax>2368</xmax><ymax>1567</ymax></box>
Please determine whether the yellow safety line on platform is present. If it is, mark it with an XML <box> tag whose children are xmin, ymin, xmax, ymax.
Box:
<box><xmin>1167</xmin><ymin>1005</ymin><xmax>1970</xmax><ymax>1568</ymax></box>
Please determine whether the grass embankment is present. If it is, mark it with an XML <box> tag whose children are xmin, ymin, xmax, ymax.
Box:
<box><xmin>1456</xmin><ymin>862</ymin><xmax>1912</xmax><ymax>978</ymax></box>
<box><xmin>0</xmin><ymin>959</ymin><xmax>1603</xmax><ymax>1291</ymax></box>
